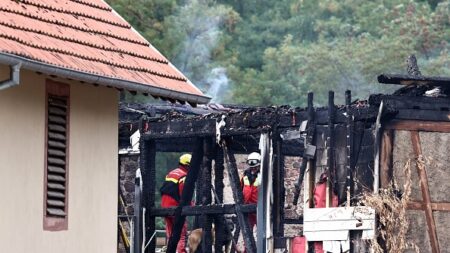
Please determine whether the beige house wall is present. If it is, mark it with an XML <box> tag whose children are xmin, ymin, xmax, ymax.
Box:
<box><xmin>0</xmin><ymin>65</ymin><xmax>118</xmax><ymax>252</ymax></box>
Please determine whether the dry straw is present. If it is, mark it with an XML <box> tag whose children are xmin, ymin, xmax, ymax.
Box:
<box><xmin>360</xmin><ymin>159</ymin><xmax>420</xmax><ymax>253</ymax></box>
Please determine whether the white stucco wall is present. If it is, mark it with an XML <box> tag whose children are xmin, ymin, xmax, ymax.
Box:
<box><xmin>0</xmin><ymin>65</ymin><xmax>118</xmax><ymax>252</ymax></box>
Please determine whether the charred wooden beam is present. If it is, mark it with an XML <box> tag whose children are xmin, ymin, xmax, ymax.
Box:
<box><xmin>150</xmin><ymin>133</ymin><xmax>302</xmax><ymax>156</ymax></box>
<box><xmin>213</xmin><ymin>147</ymin><xmax>226</xmax><ymax>253</ymax></box>
<box><xmin>394</xmin><ymin>109</ymin><xmax>450</xmax><ymax>122</ymax></box>
<box><xmin>224</xmin><ymin>142</ymin><xmax>257</xmax><ymax>253</ymax></box>
<box><xmin>201</xmin><ymin>138</ymin><xmax>214</xmax><ymax>253</ymax></box>
<box><xmin>142</xmin><ymin>107</ymin><xmax>379</xmax><ymax>141</ymax></box>
<box><xmin>272</xmin><ymin>133</ymin><xmax>285</xmax><ymax>242</ymax></box>
<box><xmin>376</xmin><ymin>95</ymin><xmax>450</xmax><ymax>111</ymax></box>
<box><xmin>166</xmin><ymin>138</ymin><xmax>204</xmax><ymax>253</ymax></box>
<box><xmin>293</xmin><ymin>92</ymin><xmax>315</xmax><ymax>205</ymax></box>
<box><xmin>327</xmin><ymin>91</ymin><xmax>336</xmax><ymax>205</ymax></box>
<box><xmin>377</xmin><ymin>73</ymin><xmax>450</xmax><ymax>86</ymax></box>
<box><xmin>345</xmin><ymin>90</ymin><xmax>353</xmax><ymax>206</ymax></box>
<box><xmin>150</xmin><ymin>204</ymin><xmax>257</xmax><ymax>216</ymax></box>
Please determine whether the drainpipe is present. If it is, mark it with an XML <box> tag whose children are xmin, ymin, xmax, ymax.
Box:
<box><xmin>0</xmin><ymin>63</ymin><xmax>21</xmax><ymax>91</ymax></box>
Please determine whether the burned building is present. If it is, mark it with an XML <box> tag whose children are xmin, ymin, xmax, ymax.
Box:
<box><xmin>119</xmin><ymin>73</ymin><xmax>450</xmax><ymax>253</ymax></box>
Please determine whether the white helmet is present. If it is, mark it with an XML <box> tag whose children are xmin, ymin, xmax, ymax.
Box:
<box><xmin>247</xmin><ymin>152</ymin><xmax>261</xmax><ymax>167</ymax></box>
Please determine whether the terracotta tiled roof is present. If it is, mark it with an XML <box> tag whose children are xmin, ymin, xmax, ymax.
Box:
<box><xmin>0</xmin><ymin>0</ymin><xmax>209</xmax><ymax>104</ymax></box>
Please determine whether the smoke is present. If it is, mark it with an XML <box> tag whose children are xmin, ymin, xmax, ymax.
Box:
<box><xmin>171</xmin><ymin>0</ymin><xmax>232</xmax><ymax>103</ymax></box>
<box><xmin>206</xmin><ymin>67</ymin><xmax>229</xmax><ymax>103</ymax></box>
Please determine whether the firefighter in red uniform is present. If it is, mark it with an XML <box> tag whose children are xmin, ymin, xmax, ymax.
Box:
<box><xmin>160</xmin><ymin>154</ymin><xmax>191</xmax><ymax>253</ymax></box>
<box><xmin>241</xmin><ymin>152</ymin><xmax>261</xmax><ymax>231</ymax></box>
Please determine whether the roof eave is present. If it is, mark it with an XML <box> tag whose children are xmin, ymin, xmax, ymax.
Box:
<box><xmin>0</xmin><ymin>52</ymin><xmax>211</xmax><ymax>104</ymax></box>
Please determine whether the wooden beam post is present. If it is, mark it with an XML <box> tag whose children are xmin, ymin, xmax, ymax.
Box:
<box><xmin>345</xmin><ymin>90</ymin><xmax>353</xmax><ymax>207</ymax></box>
<box><xmin>380</xmin><ymin>130</ymin><xmax>394</xmax><ymax>188</ymax></box>
<box><xmin>201</xmin><ymin>138</ymin><xmax>214</xmax><ymax>253</ymax></box>
<box><xmin>213</xmin><ymin>147</ymin><xmax>226</xmax><ymax>252</ymax></box>
<box><xmin>224</xmin><ymin>142</ymin><xmax>257</xmax><ymax>253</ymax></box>
<box><xmin>327</xmin><ymin>91</ymin><xmax>335</xmax><ymax>207</ymax></box>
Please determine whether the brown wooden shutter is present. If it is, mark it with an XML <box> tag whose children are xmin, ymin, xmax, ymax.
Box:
<box><xmin>44</xmin><ymin>80</ymin><xmax>70</xmax><ymax>231</ymax></box>
<box><xmin>46</xmin><ymin>96</ymin><xmax>68</xmax><ymax>217</ymax></box>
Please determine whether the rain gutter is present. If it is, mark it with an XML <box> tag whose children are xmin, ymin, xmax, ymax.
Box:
<box><xmin>0</xmin><ymin>52</ymin><xmax>211</xmax><ymax>104</ymax></box>
<box><xmin>0</xmin><ymin>62</ymin><xmax>21</xmax><ymax>91</ymax></box>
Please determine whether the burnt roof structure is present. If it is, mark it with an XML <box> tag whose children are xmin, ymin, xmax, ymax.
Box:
<box><xmin>122</xmin><ymin>71</ymin><xmax>450</xmax><ymax>253</ymax></box>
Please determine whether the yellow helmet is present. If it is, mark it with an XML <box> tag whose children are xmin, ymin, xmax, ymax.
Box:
<box><xmin>179</xmin><ymin>154</ymin><xmax>192</xmax><ymax>166</ymax></box>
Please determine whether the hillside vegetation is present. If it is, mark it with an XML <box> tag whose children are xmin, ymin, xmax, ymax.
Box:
<box><xmin>107</xmin><ymin>0</ymin><xmax>450</xmax><ymax>106</ymax></box>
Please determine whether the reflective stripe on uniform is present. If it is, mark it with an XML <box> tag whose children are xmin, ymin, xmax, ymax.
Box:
<box><xmin>165</xmin><ymin>177</ymin><xmax>179</xmax><ymax>184</ymax></box>
<box><xmin>243</xmin><ymin>175</ymin><xmax>259</xmax><ymax>187</ymax></box>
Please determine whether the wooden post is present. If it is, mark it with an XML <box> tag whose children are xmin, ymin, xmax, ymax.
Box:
<box><xmin>303</xmin><ymin>92</ymin><xmax>316</xmax><ymax>210</ymax></box>
<box><xmin>272</xmin><ymin>132</ymin><xmax>285</xmax><ymax>242</ymax></box>
<box><xmin>213</xmin><ymin>147</ymin><xmax>226</xmax><ymax>253</ymax></box>
<box><xmin>293</xmin><ymin>92</ymin><xmax>316</xmax><ymax>205</ymax></box>
<box><xmin>410</xmin><ymin>132</ymin><xmax>440</xmax><ymax>253</ymax></box>
<box><xmin>224</xmin><ymin>142</ymin><xmax>257</xmax><ymax>253</ymax></box>
<box><xmin>201</xmin><ymin>138</ymin><xmax>214</xmax><ymax>253</ymax></box>
<box><xmin>326</xmin><ymin>91</ymin><xmax>335</xmax><ymax>207</ymax></box>
<box><xmin>345</xmin><ymin>90</ymin><xmax>352</xmax><ymax>207</ymax></box>
<box><xmin>380</xmin><ymin>130</ymin><xmax>394</xmax><ymax>188</ymax></box>
<box><xmin>166</xmin><ymin>138</ymin><xmax>204</xmax><ymax>253</ymax></box>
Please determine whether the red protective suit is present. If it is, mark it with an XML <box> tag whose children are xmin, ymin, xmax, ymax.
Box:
<box><xmin>160</xmin><ymin>166</ymin><xmax>188</xmax><ymax>253</ymax></box>
<box><xmin>241</xmin><ymin>168</ymin><xmax>260</xmax><ymax>230</ymax></box>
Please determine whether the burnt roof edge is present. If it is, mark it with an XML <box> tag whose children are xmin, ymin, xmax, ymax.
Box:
<box><xmin>378</xmin><ymin>73</ymin><xmax>450</xmax><ymax>86</ymax></box>
<box><xmin>0</xmin><ymin>52</ymin><xmax>211</xmax><ymax>104</ymax></box>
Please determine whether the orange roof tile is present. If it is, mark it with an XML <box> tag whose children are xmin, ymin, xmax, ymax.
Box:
<box><xmin>0</xmin><ymin>0</ymin><xmax>209</xmax><ymax>104</ymax></box>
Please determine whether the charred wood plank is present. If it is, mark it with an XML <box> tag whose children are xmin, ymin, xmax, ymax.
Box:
<box><xmin>272</xmin><ymin>135</ymin><xmax>285</xmax><ymax>240</ymax></box>
<box><xmin>201</xmin><ymin>138</ymin><xmax>214</xmax><ymax>253</ymax></box>
<box><xmin>327</xmin><ymin>91</ymin><xmax>336</xmax><ymax>205</ymax></box>
<box><xmin>345</xmin><ymin>90</ymin><xmax>353</xmax><ymax>206</ymax></box>
<box><xmin>150</xmin><ymin>204</ymin><xmax>257</xmax><ymax>216</ymax></box>
<box><xmin>224</xmin><ymin>142</ymin><xmax>257</xmax><ymax>253</ymax></box>
<box><xmin>293</xmin><ymin>93</ymin><xmax>315</xmax><ymax>205</ymax></box>
<box><xmin>379</xmin><ymin>95</ymin><xmax>450</xmax><ymax>111</ymax></box>
<box><xmin>395</xmin><ymin>109</ymin><xmax>450</xmax><ymax>122</ymax></box>
<box><xmin>214</xmin><ymin>147</ymin><xmax>226</xmax><ymax>252</ymax></box>
<box><xmin>377</xmin><ymin>73</ymin><xmax>450</xmax><ymax>86</ymax></box>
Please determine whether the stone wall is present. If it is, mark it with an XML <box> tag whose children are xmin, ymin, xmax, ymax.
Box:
<box><xmin>118</xmin><ymin>153</ymin><xmax>139</xmax><ymax>253</ymax></box>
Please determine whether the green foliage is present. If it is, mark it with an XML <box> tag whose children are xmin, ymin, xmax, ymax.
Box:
<box><xmin>107</xmin><ymin>0</ymin><xmax>450</xmax><ymax>106</ymax></box>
